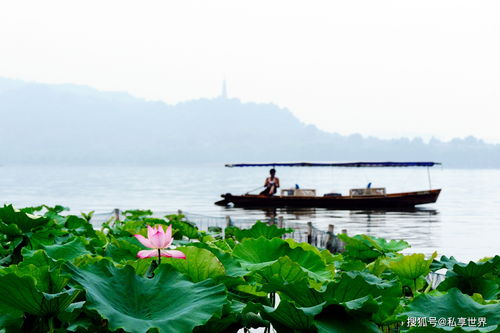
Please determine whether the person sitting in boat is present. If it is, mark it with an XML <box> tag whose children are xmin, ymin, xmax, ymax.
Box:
<box><xmin>260</xmin><ymin>168</ymin><xmax>280</xmax><ymax>196</ymax></box>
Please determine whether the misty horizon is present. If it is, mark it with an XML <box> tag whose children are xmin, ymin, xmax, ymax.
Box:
<box><xmin>0</xmin><ymin>76</ymin><xmax>495</xmax><ymax>145</ymax></box>
<box><xmin>1</xmin><ymin>77</ymin><xmax>499</xmax><ymax>168</ymax></box>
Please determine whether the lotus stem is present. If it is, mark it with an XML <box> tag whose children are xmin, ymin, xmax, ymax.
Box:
<box><xmin>158</xmin><ymin>249</ymin><xmax>161</xmax><ymax>265</ymax></box>
<box><xmin>48</xmin><ymin>316</ymin><xmax>54</xmax><ymax>333</ymax></box>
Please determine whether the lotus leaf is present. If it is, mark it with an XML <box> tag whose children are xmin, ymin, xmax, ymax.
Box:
<box><xmin>262</xmin><ymin>299</ymin><xmax>316</xmax><ymax>332</ymax></box>
<box><xmin>65</xmin><ymin>260</ymin><xmax>227</xmax><ymax>333</ymax></box>
<box><xmin>389</xmin><ymin>253</ymin><xmax>437</xmax><ymax>280</ymax></box>
<box><xmin>0</xmin><ymin>270</ymin><xmax>78</xmax><ymax>317</ymax></box>
<box><xmin>41</xmin><ymin>237</ymin><xmax>92</xmax><ymax>261</ymax></box>
<box><xmin>229</xmin><ymin>221</ymin><xmax>292</xmax><ymax>241</ymax></box>
<box><xmin>338</xmin><ymin>234</ymin><xmax>409</xmax><ymax>263</ymax></box>
<box><xmin>162</xmin><ymin>246</ymin><xmax>225</xmax><ymax>282</ymax></box>
<box><xmin>400</xmin><ymin>288</ymin><xmax>500</xmax><ymax>332</ymax></box>
<box><xmin>312</xmin><ymin>304</ymin><xmax>382</xmax><ymax>333</ymax></box>
<box><xmin>0</xmin><ymin>204</ymin><xmax>50</xmax><ymax>234</ymax></box>
<box><xmin>233</xmin><ymin>237</ymin><xmax>333</xmax><ymax>281</ymax></box>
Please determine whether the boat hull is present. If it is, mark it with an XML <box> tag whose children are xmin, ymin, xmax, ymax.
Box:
<box><xmin>217</xmin><ymin>189</ymin><xmax>441</xmax><ymax>209</ymax></box>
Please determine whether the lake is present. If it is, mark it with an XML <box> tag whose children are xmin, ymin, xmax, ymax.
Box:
<box><xmin>1</xmin><ymin>164</ymin><xmax>499</xmax><ymax>261</ymax></box>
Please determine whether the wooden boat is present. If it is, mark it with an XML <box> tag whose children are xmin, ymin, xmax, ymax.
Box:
<box><xmin>217</xmin><ymin>189</ymin><xmax>441</xmax><ymax>209</ymax></box>
<box><xmin>215</xmin><ymin>162</ymin><xmax>442</xmax><ymax>209</ymax></box>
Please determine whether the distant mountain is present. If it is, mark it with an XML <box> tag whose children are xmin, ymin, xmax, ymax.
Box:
<box><xmin>0</xmin><ymin>77</ymin><xmax>499</xmax><ymax>167</ymax></box>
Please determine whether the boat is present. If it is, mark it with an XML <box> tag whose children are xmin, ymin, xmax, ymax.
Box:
<box><xmin>215</xmin><ymin>162</ymin><xmax>441</xmax><ymax>209</ymax></box>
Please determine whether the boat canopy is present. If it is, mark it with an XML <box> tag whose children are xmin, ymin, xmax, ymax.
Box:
<box><xmin>225</xmin><ymin>162</ymin><xmax>441</xmax><ymax>168</ymax></box>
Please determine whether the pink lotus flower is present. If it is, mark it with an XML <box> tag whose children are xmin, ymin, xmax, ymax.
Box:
<box><xmin>134</xmin><ymin>225</ymin><xmax>186</xmax><ymax>260</ymax></box>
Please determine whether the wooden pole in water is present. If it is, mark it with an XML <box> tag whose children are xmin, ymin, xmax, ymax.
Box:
<box><xmin>326</xmin><ymin>224</ymin><xmax>334</xmax><ymax>252</ymax></box>
<box><xmin>278</xmin><ymin>216</ymin><xmax>285</xmax><ymax>239</ymax></box>
<box><xmin>113</xmin><ymin>208</ymin><xmax>120</xmax><ymax>222</ymax></box>
<box><xmin>177</xmin><ymin>209</ymin><xmax>183</xmax><ymax>216</ymax></box>
<box><xmin>339</xmin><ymin>229</ymin><xmax>348</xmax><ymax>252</ymax></box>
<box><xmin>307</xmin><ymin>222</ymin><xmax>313</xmax><ymax>244</ymax></box>
<box><xmin>225</xmin><ymin>215</ymin><xmax>232</xmax><ymax>227</ymax></box>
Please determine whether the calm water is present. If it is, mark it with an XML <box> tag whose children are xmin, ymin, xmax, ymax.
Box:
<box><xmin>1</xmin><ymin>164</ymin><xmax>499</xmax><ymax>261</ymax></box>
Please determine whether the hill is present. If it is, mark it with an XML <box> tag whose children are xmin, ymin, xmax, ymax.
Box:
<box><xmin>0</xmin><ymin>77</ymin><xmax>498</xmax><ymax>167</ymax></box>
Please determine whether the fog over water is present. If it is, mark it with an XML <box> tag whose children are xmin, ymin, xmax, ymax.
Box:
<box><xmin>1</xmin><ymin>164</ymin><xmax>499</xmax><ymax>261</ymax></box>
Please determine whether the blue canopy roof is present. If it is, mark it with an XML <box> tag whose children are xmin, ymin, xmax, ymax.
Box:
<box><xmin>225</xmin><ymin>162</ymin><xmax>441</xmax><ymax>168</ymax></box>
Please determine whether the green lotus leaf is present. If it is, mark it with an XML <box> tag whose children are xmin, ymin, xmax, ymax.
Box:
<box><xmin>452</xmin><ymin>259</ymin><xmax>498</xmax><ymax>278</ymax></box>
<box><xmin>185</xmin><ymin>242</ymin><xmax>248</xmax><ymax>277</ymax></box>
<box><xmin>230</xmin><ymin>221</ymin><xmax>292</xmax><ymax>241</ymax></box>
<box><xmin>275</xmin><ymin>278</ymin><xmax>325</xmax><ymax>307</ymax></box>
<box><xmin>104</xmin><ymin>237</ymin><xmax>143</xmax><ymax>263</ymax></box>
<box><xmin>123</xmin><ymin>209</ymin><xmax>153</xmax><ymax>220</ymax></box>
<box><xmin>0</xmin><ymin>221</ymin><xmax>23</xmax><ymax>237</ymax></box>
<box><xmin>18</xmin><ymin>248</ymin><xmax>56</xmax><ymax>267</ymax></box>
<box><xmin>437</xmin><ymin>276</ymin><xmax>499</xmax><ymax>300</ymax></box>
<box><xmin>430</xmin><ymin>255</ymin><xmax>460</xmax><ymax>271</ymax></box>
<box><xmin>5</xmin><ymin>250</ymin><xmax>69</xmax><ymax>292</ymax></box>
<box><xmin>338</xmin><ymin>234</ymin><xmax>409</xmax><ymax>262</ymax></box>
<box><xmin>66</xmin><ymin>318</ymin><xmax>93</xmax><ymax>332</ymax></box>
<box><xmin>212</xmin><ymin>238</ymin><xmax>236</xmax><ymax>251</ymax></box>
<box><xmin>232</xmin><ymin>237</ymin><xmax>289</xmax><ymax>271</ymax></box>
<box><xmin>166</xmin><ymin>218</ymin><xmax>201</xmax><ymax>239</ymax></box>
<box><xmin>116</xmin><ymin>219</ymin><xmax>153</xmax><ymax>237</ymax></box>
<box><xmin>40</xmin><ymin>237</ymin><xmax>92</xmax><ymax>261</ymax></box>
<box><xmin>389</xmin><ymin>253</ymin><xmax>437</xmax><ymax>281</ymax></box>
<box><xmin>0</xmin><ymin>302</ymin><xmax>24</xmax><ymax>332</ymax></box>
<box><xmin>194</xmin><ymin>300</ymin><xmax>267</xmax><ymax>333</ymax></box>
<box><xmin>400</xmin><ymin>288</ymin><xmax>500</xmax><ymax>332</ymax></box>
<box><xmin>0</xmin><ymin>205</ymin><xmax>50</xmax><ymax>234</ymax></box>
<box><xmin>320</xmin><ymin>271</ymin><xmax>402</xmax><ymax>323</ymax></box>
<box><xmin>313</xmin><ymin>304</ymin><xmax>382</xmax><ymax>333</ymax></box>
<box><xmin>257</xmin><ymin>256</ymin><xmax>309</xmax><ymax>286</ymax></box>
<box><xmin>162</xmin><ymin>246</ymin><xmax>225</xmax><ymax>282</ymax></box>
<box><xmin>123</xmin><ymin>258</ymin><xmax>154</xmax><ymax>276</ymax></box>
<box><xmin>43</xmin><ymin>207</ymin><xmax>69</xmax><ymax>226</ymax></box>
<box><xmin>286</xmin><ymin>247</ymin><xmax>333</xmax><ymax>281</ymax></box>
<box><xmin>0</xmin><ymin>272</ymin><xmax>78</xmax><ymax>317</ymax></box>
<box><xmin>262</xmin><ymin>299</ymin><xmax>316</xmax><ymax>332</ymax></box>
<box><xmin>235</xmin><ymin>284</ymin><xmax>268</xmax><ymax>297</ymax></box>
<box><xmin>0</xmin><ymin>274</ymin><xmax>43</xmax><ymax>315</ymax></box>
<box><xmin>285</xmin><ymin>239</ymin><xmax>323</xmax><ymax>256</ymax></box>
<box><xmin>471</xmin><ymin>293</ymin><xmax>500</xmax><ymax>305</ymax></box>
<box><xmin>19</xmin><ymin>205</ymin><xmax>45</xmax><ymax>214</ymax></box>
<box><xmin>65</xmin><ymin>260</ymin><xmax>227</xmax><ymax>333</ymax></box>
<box><xmin>340</xmin><ymin>258</ymin><xmax>367</xmax><ymax>272</ymax></box>
<box><xmin>325</xmin><ymin>271</ymin><xmax>401</xmax><ymax>304</ymax></box>
<box><xmin>65</xmin><ymin>215</ymin><xmax>96</xmax><ymax>237</ymax></box>
<box><xmin>233</xmin><ymin>237</ymin><xmax>333</xmax><ymax>281</ymax></box>
<box><xmin>365</xmin><ymin>235</ymin><xmax>410</xmax><ymax>253</ymax></box>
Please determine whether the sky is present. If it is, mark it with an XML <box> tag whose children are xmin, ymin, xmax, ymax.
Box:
<box><xmin>1</xmin><ymin>1</ymin><xmax>499</xmax><ymax>143</ymax></box>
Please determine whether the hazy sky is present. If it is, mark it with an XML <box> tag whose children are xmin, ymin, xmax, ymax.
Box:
<box><xmin>1</xmin><ymin>1</ymin><xmax>499</xmax><ymax>142</ymax></box>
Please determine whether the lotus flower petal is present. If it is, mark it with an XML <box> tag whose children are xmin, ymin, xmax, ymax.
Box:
<box><xmin>134</xmin><ymin>234</ymin><xmax>154</xmax><ymax>249</ymax></box>
<box><xmin>152</xmin><ymin>225</ymin><xmax>170</xmax><ymax>248</ymax></box>
<box><xmin>161</xmin><ymin>250</ymin><xmax>186</xmax><ymax>259</ymax></box>
<box><xmin>164</xmin><ymin>225</ymin><xmax>173</xmax><ymax>248</ymax></box>
<box><xmin>147</xmin><ymin>225</ymin><xmax>157</xmax><ymax>239</ymax></box>
<box><xmin>137</xmin><ymin>249</ymin><xmax>159</xmax><ymax>258</ymax></box>
<box><xmin>150</xmin><ymin>231</ymin><xmax>165</xmax><ymax>249</ymax></box>
<box><xmin>136</xmin><ymin>225</ymin><xmax>184</xmax><ymax>260</ymax></box>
